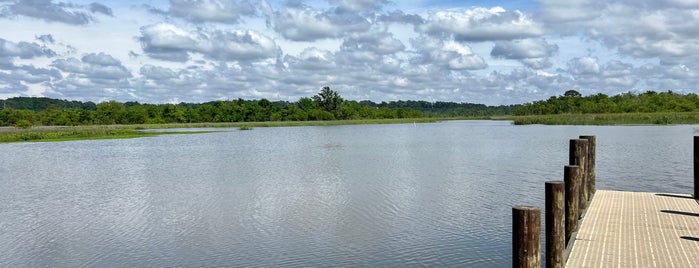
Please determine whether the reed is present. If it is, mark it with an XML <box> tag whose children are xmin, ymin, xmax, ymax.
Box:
<box><xmin>0</xmin><ymin>118</ymin><xmax>441</xmax><ymax>143</ymax></box>
<box><xmin>507</xmin><ymin>112</ymin><xmax>699</xmax><ymax>125</ymax></box>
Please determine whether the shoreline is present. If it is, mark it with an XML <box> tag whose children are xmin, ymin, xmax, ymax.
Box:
<box><xmin>0</xmin><ymin>118</ymin><xmax>443</xmax><ymax>143</ymax></box>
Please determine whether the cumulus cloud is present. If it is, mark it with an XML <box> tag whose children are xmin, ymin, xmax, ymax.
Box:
<box><xmin>0</xmin><ymin>64</ymin><xmax>61</xmax><ymax>83</ymax></box>
<box><xmin>283</xmin><ymin>47</ymin><xmax>336</xmax><ymax>71</ymax></box>
<box><xmin>139</xmin><ymin>23</ymin><xmax>199</xmax><ymax>62</ymax></box>
<box><xmin>0</xmin><ymin>0</ymin><xmax>111</xmax><ymax>25</ymax></box>
<box><xmin>140</xmin><ymin>64</ymin><xmax>178</xmax><ymax>80</ymax></box>
<box><xmin>340</xmin><ymin>29</ymin><xmax>405</xmax><ymax>55</ymax></box>
<box><xmin>535</xmin><ymin>0</ymin><xmax>605</xmax><ymax>24</ymax></box>
<box><xmin>332</xmin><ymin>0</ymin><xmax>390</xmax><ymax>12</ymax></box>
<box><xmin>35</xmin><ymin>34</ymin><xmax>55</xmax><ymax>44</ymax></box>
<box><xmin>537</xmin><ymin>0</ymin><xmax>699</xmax><ymax>65</ymax></box>
<box><xmin>378</xmin><ymin>10</ymin><xmax>424</xmax><ymax>25</ymax></box>
<box><xmin>491</xmin><ymin>38</ymin><xmax>558</xmax><ymax>69</ymax></box>
<box><xmin>2</xmin><ymin>0</ymin><xmax>699</xmax><ymax>105</ymax></box>
<box><xmin>139</xmin><ymin>23</ymin><xmax>280</xmax><ymax>62</ymax></box>
<box><xmin>51</xmin><ymin>53</ymin><xmax>131</xmax><ymax>80</ymax></box>
<box><xmin>419</xmin><ymin>7</ymin><xmax>544</xmax><ymax>42</ymax></box>
<box><xmin>168</xmin><ymin>0</ymin><xmax>256</xmax><ymax>24</ymax></box>
<box><xmin>0</xmin><ymin>38</ymin><xmax>56</xmax><ymax>59</ymax></box>
<box><xmin>411</xmin><ymin>38</ymin><xmax>487</xmax><ymax>70</ymax></box>
<box><xmin>88</xmin><ymin>2</ymin><xmax>112</xmax><ymax>16</ymax></box>
<box><xmin>273</xmin><ymin>4</ymin><xmax>370</xmax><ymax>41</ymax></box>
<box><xmin>567</xmin><ymin>57</ymin><xmax>600</xmax><ymax>75</ymax></box>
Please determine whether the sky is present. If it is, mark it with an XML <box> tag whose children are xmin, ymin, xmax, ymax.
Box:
<box><xmin>0</xmin><ymin>0</ymin><xmax>698</xmax><ymax>105</ymax></box>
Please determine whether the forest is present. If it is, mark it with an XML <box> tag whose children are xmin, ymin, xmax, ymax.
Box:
<box><xmin>514</xmin><ymin>90</ymin><xmax>699</xmax><ymax>115</ymax></box>
<box><xmin>0</xmin><ymin>87</ymin><xmax>512</xmax><ymax>127</ymax></box>
<box><xmin>3</xmin><ymin>88</ymin><xmax>699</xmax><ymax>128</ymax></box>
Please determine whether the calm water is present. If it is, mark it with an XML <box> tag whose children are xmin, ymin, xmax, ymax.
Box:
<box><xmin>0</xmin><ymin>121</ymin><xmax>695</xmax><ymax>267</ymax></box>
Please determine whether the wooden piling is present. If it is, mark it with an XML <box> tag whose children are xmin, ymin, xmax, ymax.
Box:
<box><xmin>570</xmin><ymin>139</ymin><xmax>589</xmax><ymax>210</ymax></box>
<box><xmin>694</xmin><ymin>136</ymin><xmax>699</xmax><ymax>199</ymax></box>
<box><xmin>563</xmin><ymin>165</ymin><xmax>580</xmax><ymax>244</ymax></box>
<box><xmin>545</xmin><ymin>181</ymin><xmax>565</xmax><ymax>268</ymax></box>
<box><xmin>580</xmin><ymin>135</ymin><xmax>596</xmax><ymax>198</ymax></box>
<box><xmin>513</xmin><ymin>206</ymin><xmax>541</xmax><ymax>268</ymax></box>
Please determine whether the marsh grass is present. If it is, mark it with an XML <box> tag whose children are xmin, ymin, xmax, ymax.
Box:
<box><xmin>505</xmin><ymin>112</ymin><xmax>699</xmax><ymax>125</ymax></box>
<box><xmin>0</xmin><ymin>118</ymin><xmax>440</xmax><ymax>143</ymax></box>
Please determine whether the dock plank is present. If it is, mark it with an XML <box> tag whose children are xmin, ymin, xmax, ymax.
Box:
<box><xmin>567</xmin><ymin>190</ymin><xmax>699</xmax><ymax>267</ymax></box>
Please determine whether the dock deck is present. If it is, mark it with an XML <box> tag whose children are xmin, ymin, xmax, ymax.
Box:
<box><xmin>566</xmin><ymin>190</ymin><xmax>699</xmax><ymax>267</ymax></box>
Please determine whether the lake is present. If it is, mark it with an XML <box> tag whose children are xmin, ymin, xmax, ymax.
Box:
<box><xmin>0</xmin><ymin>121</ymin><xmax>695</xmax><ymax>267</ymax></box>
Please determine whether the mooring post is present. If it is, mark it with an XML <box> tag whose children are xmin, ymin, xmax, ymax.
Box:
<box><xmin>513</xmin><ymin>206</ymin><xmax>541</xmax><ymax>268</ymax></box>
<box><xmin>580</xmin><ymin>135</ymin><xmax>596</xmax><ymax>198</ymax></box>
<box><xmin>570</xmin><ymin>139</ymin><xmax>589</xmax><ymax>210</ymax></box>
<box><xmin>694</xmin><ymin>136</ymin><xmax>699</xmax><ymax>199</ymax></box>
<box><xmin>563</xmin><ymin>165</ymin><xmax>580</xmax><ymax>244</ymax></box>
<box><xmin>545</xmin><ymin>181</ymin><xmax>565</xmax><ymax>268</ymax></box>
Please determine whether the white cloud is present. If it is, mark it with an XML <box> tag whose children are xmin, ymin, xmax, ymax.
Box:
<box><xmin>139</xmin><ymin>23</ymin><xmax>279</xmax><ymax>62</ymax></box>
<box><xmin>491</xmin><ymin>38</ymin><xmax>558</xmax><ymax>69</ymax></box>
<box><xmin>0</xmin><ymin>1</ymin><xmax>698</xmax><ymax>105</ymax></box>
<box><xmin>567</xmin><ymin>57</ymin><xmax>600</xmax><ymax>75</ymax></box>
<box><xmin>0</xmin><ymin>38</ymin><xmax>56</xmax><ymax>59</ymax></box>
<box><xmin>168</xmin><ymin>0</ymin><xmax>256</xmax><ymax>24</ymax></box>
<box><xmin>273</xmin><ymin>4</ymin><xmax>370</xmax><ymax>41</ymax></box>
<box><xmin>419</xmin><ymin>7</ymin><xmax>544</xmax><ymax>41</ymax></box>
<box><xmin>0</xmin><ymin>0</ymin><xmax>111</xmax><ymax>25</ymax></box>
<box><xmin>412</xmin><ymin>38</ymin><xmax>487</xmax><ymax>70</ymax></box>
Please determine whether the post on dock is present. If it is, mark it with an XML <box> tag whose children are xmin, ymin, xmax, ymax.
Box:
<box><xmin>563</xmin><ymin>165</ymin><xmax>580</xmax><ymax>244</ymax></box>
<box><xmin>513</xmin><ymin>206</ymin><xmax>541</xmax><ymax>268</ymax></box>
<box><xmin>570</xmin><ymin>139</ymin><xmax>589</xmax><ymax>210</ymax></box>
<box><xmin>694</xmin><ymin>136</ymin><xmax>699</xmax><ymax>199</ymax></box>
<box><xmin>545</xmin><ymin>181</ymin><xmax>565</xmax><ymax>268</ymax></box>
<box><xmin>580</xmin><ymin>135</ymin><xmax>596</xmax><ymax>197</ymax></box>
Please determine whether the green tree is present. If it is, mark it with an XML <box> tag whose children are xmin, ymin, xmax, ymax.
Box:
<box><xmin>563</xmin><ymin>89</ymin><xmax>582</xmax><ymax>98</ymax></box>
<box><xmin>297</xmin><ymin>97</ymin><xmax>316</xmax><ymax>111</ymax></box>
<box><xmin>14</xmin><ymin>119</ymin><xmax>33</xmax><ymax>129</ymax></box>
<box><xmin>96</xmin><ymin>101</ymin><xmax>127</xmax><ymax>124</ymax></box>
<box><xmin>312</xmin><ymin>86</ymin><xmax>344</xmax><ymax>117</ymax></box>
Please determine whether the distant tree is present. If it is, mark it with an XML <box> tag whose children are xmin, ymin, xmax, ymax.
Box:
<box><xmin>563</xmin><ymin>89</ymin><xmax>582</xmax><ymax>98</ymax></box>
<box><xmin>297</xmin><ymin>97</ymin><xmax>316</xmax><ymax>111</ymax></box>
<box><xmin>96</xmin><ymin>101</ymin><xmax>127</xmax><ymax>124</ymax></box>
<box><xmin>14</xmin><ymin>119</ymin><xmax>32</xmax><ymax>129</ymax></box>
<box><xmin>312</xmin><ymin>86</ymin><xmax>344</xmax><ymax>117</ymax></box>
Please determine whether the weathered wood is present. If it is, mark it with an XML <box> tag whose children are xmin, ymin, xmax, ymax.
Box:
<box><xmin>563</xmin><ymin>165</ymin><xmax>580</xmax><ymax>244</ymax></box>
<box><xmin>580</xmin><ymin>135</ymin><xmax>596</xmax><ymax>198</ymax></box>
<box><xmin>545</xmin><ymin>181</ymin><xmax>565</xmax><ymax>268</ymax></box>
<box><xmin>513</xmin><ymin>206</ymin><xmax>541</xmax><ymax>268</ymax></box>
<box><xmin>569</xmin><ymin>139</ymin><xmax>589</xmax><ymax>210</ymax></box>
<box><xmin>513</xmin><ymin>206</ymin><xmax>542</xmax><ymax>267</ymax></box>
<box><xmin>695</xmin><ymin>136</ymin><xmax>699</xmax><ymax>199</ymax></box>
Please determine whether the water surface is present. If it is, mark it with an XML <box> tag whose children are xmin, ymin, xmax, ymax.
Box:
<box><xmin>0</xmin><ymin>121</ymin><xmax>695</xmax><ymax>267</ymax></box>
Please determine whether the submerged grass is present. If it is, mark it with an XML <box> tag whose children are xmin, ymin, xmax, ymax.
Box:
<box><xmin>0</xmin><ymin>118</ymin><xmax>441</xmax><ymax>143</ymax></box>
<box><xmin>504</xmin><ymin>112</ymin><xmax>699</xmax><ymax>125</ymax></box>
<box><xmin>0</xmin><ymin>125</ymin><xmax>217</xmax><ymax>143</ymax></box>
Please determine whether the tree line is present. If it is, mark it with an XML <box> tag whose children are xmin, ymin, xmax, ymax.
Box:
<box><xmin>514</xmin><ymin>90</ymin><xmax>699</xmax><ymax>115</ymax></box>
<box><xmin>0</xmin><ymin>87</ymin><xmax>511</xmax><ymax>127</ymax></box>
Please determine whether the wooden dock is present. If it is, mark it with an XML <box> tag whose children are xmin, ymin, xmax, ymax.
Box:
<box><xmin>566</xmin><ymin>190</ymin><xmax>699</xmax><ymax>267</ymax></box>
<box><xmin>512</xmin><ymin>136</ymin><xmax>699</xmax><ymax>268</ymax></box>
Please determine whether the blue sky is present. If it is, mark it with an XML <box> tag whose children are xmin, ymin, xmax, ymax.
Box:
<box><xmin>1</xmin><ymin>0</ymin><xmax>698</xmax><ymax>105</ymax></box>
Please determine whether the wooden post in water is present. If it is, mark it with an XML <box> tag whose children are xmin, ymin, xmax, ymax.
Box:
<box><xmin>580</xmin><ymin>135</ymin><xmax>596</xmax><ymax>198</ymax></box>
<box><xmin>545</xmin><ymin>181</ymin><xmax>565</xmax><ymax>268</ymax></box>
<box><xmin>563</xmin><ymin>165</ymin><xmax>580</xmax><ymax>244</ymax></box>
<box><xmin>569</xmin><ymin>139</ymin><xmax>589</xmax><ymax>210</ymax></box>
<box><xmin>513</xmin><ymin>206</ymin><xmax>541</xmax><ymax>268</ymax></box>
<box><xmin>694</xmin><ymin>136</ymin><xmax>699</xmax><ymax>199</ymax></box>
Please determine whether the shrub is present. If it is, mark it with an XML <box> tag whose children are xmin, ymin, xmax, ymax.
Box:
<box><xmin>14</xmin><ymin>119</ymin><xmax>33</xmax><ymax>129</ymax></box>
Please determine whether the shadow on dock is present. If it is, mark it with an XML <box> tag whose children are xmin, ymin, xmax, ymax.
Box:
<box><xmin>655</xmin><ymin>193</ymin><xmax>694</xmax><ymax>199</ymax></box>
<box><xmin>660</xmin><ymin>209</ymin><xmax>699</xmax><ymax>217</ymax></box>
<box><xmin>681</xmin><ymin>236</ymin><xmax>699</xmax><ymax>242</ymax></box>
